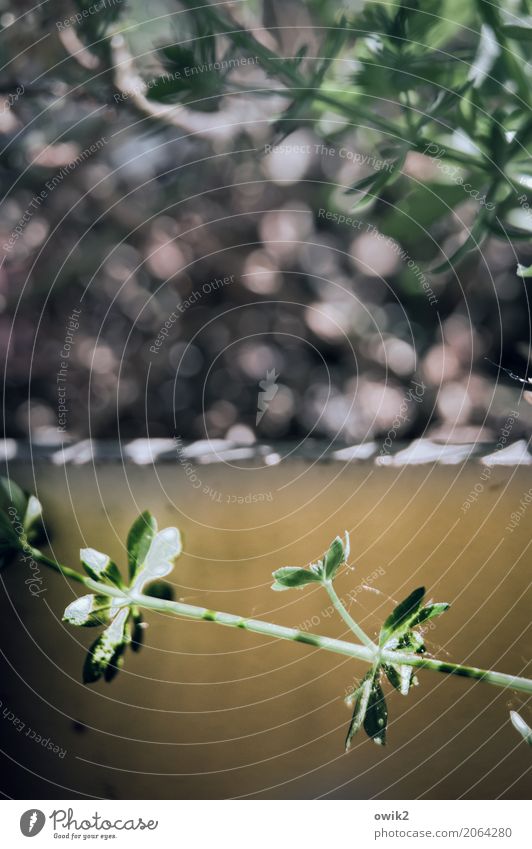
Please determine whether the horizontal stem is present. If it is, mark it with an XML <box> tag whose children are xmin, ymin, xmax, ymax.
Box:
<box><xmin>131</xmin><ymin>591</ymin><xmax>532</xmax><ymax>695</ymax></box>
<box><xmin>31</xmin><ymin>550</ymin><xmax>532</xmax><ymax>695</ymax></box>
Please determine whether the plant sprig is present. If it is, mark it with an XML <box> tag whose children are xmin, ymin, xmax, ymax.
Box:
<box><xmin>1</xmin><ymin>477</ymin><xmax>531</xmax><ymax>752</ymax></box>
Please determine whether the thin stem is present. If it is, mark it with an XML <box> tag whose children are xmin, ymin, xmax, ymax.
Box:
<box><xmin>30</xmin><ymin>551</ymin><xmax>532</xmax><ymax>695</ymax></box>
<box><xmin>323</xmin><ymin>580</ymin><xmax>377</xmax><ymax>651</ymax></box>
<box><xmin>131</xmin><ymin>592</ymin><xmax>532</xmax><ymax>695</ymax></box>
<box><xmin>30</xmin><ymin>548</ymin><xmax>88</xmax><ymax>586</ymax></box>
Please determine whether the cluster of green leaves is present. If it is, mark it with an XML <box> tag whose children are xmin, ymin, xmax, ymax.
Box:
<box><xmin>345</xmin><ymin>588</ymin><xmax>449</xmax><ymax>749</ymax></box>
<box><xmin>121</xmin><ymin>0</ymin><xmax>532</xmax><ymax>270</ymax></box>
<box><xmin>0</xmin><ymin>477</ymin><xmax>45</xmax><ymax>569</ymax></box>
<box><xmin>64</xmin><ymin>512</ymin><xmax>182</xmax><ymax>682</ymax></box>
<box><xmin>271</xmin><ymin>532</ymin><xmax>349</xmax><ymax>590</ymax></box>
<box><xmin>272</xmin><ymin>534</ymin><xmax>449</xmax><ymax>748</ymax></box>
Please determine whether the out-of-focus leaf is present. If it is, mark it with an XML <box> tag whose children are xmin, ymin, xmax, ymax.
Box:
<box><xmin>509</xmin><ymin>710</ymin><xmax>532</xmax><ymax>745</ymax></box>
<box><xmin>469</xmin><ymin>24</ymin><xmax>500</xmax><ymax>88</ymax></box>
<box><xmin>517</xmin><ymin>263</ymin><xmax>532</xmax><ymax>277</ymax></box>
<box><xmin>0</xmin><ymin>478</ymin><xmax>46</xmax><ymax>567</ymax></box>
<box><xmin>430</xmin><ymin>212</ymin><xmax>489</xmax><ymax>274</ymax></box>
<box><xmin>502</xmin><ymin>24</ymin><xmax>532</xmax><ymax>42</ymax></box>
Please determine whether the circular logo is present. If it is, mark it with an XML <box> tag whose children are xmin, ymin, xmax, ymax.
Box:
<box><xmin>20</xmin><ymin>810</ymin><xmax>46</xmax><ymax>837</ymax></box>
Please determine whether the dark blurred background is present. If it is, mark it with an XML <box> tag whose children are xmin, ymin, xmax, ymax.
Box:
<box><xmin>1</xmin><ymin>0</ymin><xmax>532</xmax><ymax>446</ymax></box>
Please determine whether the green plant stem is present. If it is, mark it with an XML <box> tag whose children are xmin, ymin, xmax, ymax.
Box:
<box><xmin>30</xmin><ymin>550</ymin><xmax>532</xmax><ymax>695</ymax></box>
<box><xmin>30</xmin><ymin>548</ymin><xmax>88</xmax><ymax>586</ymax></box>
<box><xmin>324</xmin><ymin>580</ymin><xmax>376</xmax><ymax>650</ymax></box>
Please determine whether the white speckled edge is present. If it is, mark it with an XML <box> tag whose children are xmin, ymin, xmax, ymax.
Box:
<box><xmin>1</xmin><ymin>438</ymin><xmax>531</xmax><ymax>467</ymax></box>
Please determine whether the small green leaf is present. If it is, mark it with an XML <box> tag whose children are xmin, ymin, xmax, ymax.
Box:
<box><xmin>129</xmin><ymin>526</ymin><xmax>182</xmax><ymax>592</ymax></box>
<box><xmin>127</xmin><ymin>511</ymin><xmax>157</xmax><ymax>583</ymax></box>
<box><xmin>384</xmin><ymin>663</ymin><xmax>402</xmax><ymax>692</ymax></box>
<box><xmin>345</xmin><ymin>671</ymin><xmax>373</xmax><ymax>751</ymax></box>
<box><xmin>324</xmin><ymin>536</ymin><xmax>345</xmax><ymax>580</ymax></box>
<box><xmin>398</xmin><ymin>630</ymin><xmax>426</xmax><ymax>654</ymax></box>
<box><xmin>0</xmin><ymin>477</ymin><xmax>27</xmax><ymax>521</ymax></box>
<box><xmin>271</xmin><ymin>566</ymin><xmax>322</xmax><ymax>591</ymax></box>
<box><xmin>63</xmin><ymin>594</ymin><xmax>117</xmax><ymax>627</ymax></box>
<box><xmin>0</xmin><ymin>478</ymin><xmax>46</xmax><ymax>566</ymax></box>
<box><xmin>516</xmin><ymin>263</ymin><xmax>532</xmax><ymax>278</ymax></box>
<box><xmin>430</xmin><ymin>211</ymin><xmax>489</xmax><ymax>274</ymax></box>
<box><xmin>130</xmin><ymin>609</ymin><xmax>145</xmax><ymax>653</ymax></box>
<box><xmin>83</xmin><ymin>609</ymin><xmax>130</xmax><ymax>683</ymax></box>
<box><xmin>410</xmin><ymin>602</ymin><xmax>450</xmax><ymax>627</ymax></box>
<box><xmin>502</xmin><ymin>24</ymin><xmax>532</xmax><ymax>42</ymax></box>
<box><xmin>399</xmin><ymin>664</ymin><xmax>417</xmax><ymax>695</ymax></box>
<box><xmin>380</xmin><ymin>587</ymin><xmax>425</xmax><ymax>646</ymax></box>
<box><xmin>80</xmin><ymin>547</ymin><xmax>123</xmax><ymax>588</ymax></box>
<box><xmin>363</xmin><ymin>680</ymin><xmax>388</xmax><ymax>745</ymax></box>
<box><xmin>509</xmin><ymin>711</ymin><xmax>532</xmax><ymax>745</ymax></box>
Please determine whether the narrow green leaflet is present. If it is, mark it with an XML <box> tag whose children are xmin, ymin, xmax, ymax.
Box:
<box><xmin>383</xmin><ymin>663</ymin><xmax>402</xmax><ymax>693</ymax></box>
<box><xmin>409</xmin><ymin>602</ymin><xmax>450</xmax><ymax>627</ymax></box>
<box><xmin>509</xmin><ymin>711</ymin><xmax>532</xmax><ymax>745</ymax></box>
<box><xmin>80</xmin><ymin>548</ymin><xmax>123</xmax><ymax>588</ymax></box>
<box><xmin>379</xmin><ymin>587</ymin><xmax>426</xmax><ymax>646</ymax></box>
<box><xmin>516</xmin><ymin>263</ymin><xmax>532</xmax><ymax>277</ymax></box>
<box><xmin>345</xmin><ymin>671</ymin><xmax>373</xmax><ymax>751</ymax></box>
<box><xmin>363</xmin><ymin>680</ymin><xmax>388</xmax><ymax>745</ymax></box>
<box><xmin>502</xmin><ymin>25</ymin><xmax>532</xmax><ymax>42</ymax></box>
<box><xmin>324</xmin><ymin>534</ymin><xmax>348</xmax><ymax>581</ymax></box>
<box><xmin>83</xmin><ymin>608</ymin><xmax>130</xmax><ymax>683</ymax></box>
<box><xmin>271</xmin><ymin>566</ymin><xmax>322</xmax><ymax>591</ymax></box>
<box><xmin>127</xmin><ymin>511</ymin><xmax>157</xmax><ymax>583</ymax></box>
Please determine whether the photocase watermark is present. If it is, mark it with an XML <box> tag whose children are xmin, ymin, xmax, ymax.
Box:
<box><xmin>114</xmin><ymin>56</ymin><xmax>259</xmax><ymax>104</ymax></box>
<box><xmin>317</xmin><ymin>210</ymin><xmax>438</xmax><ymax>306</ymax></box>
<box><xmin>505</xmin><ymin>486</ymin><xmax>532</xmax><ymax>533</ymax></box>
<box><xmin>6</xmin><ymin>506</ymin><xmax>47</xmax><ymax>596</ymax></box>
<box><xmin>423</xmin><ymin>142</ymin><xmax>495</xmax><ymax>211</ymax></box>
<box><xmin>57</xmin><ymin>308</ymin><xmax>82</xmax><ymax>433</ymax></box>
<box><xmin>173</xmin><ymin>436</ymin><xmax>273</xmax><ymax>503</ymax></box>
<box><xmin>461</xmin><ymin>410</ymin><xmax>519</xmax><ymax>513</ymax></box>
<box><xmin>1</xmin><ymin>699</ymin><xmax>66</xmax><ymax>758</ymax></box>
<box><xmin>150</xmin><ymin>274</ymin><xmax>234</xmax><ymax>356</ymax></box>
<box><xmin>20</xmin><ymin>810</ymin><xmax>46</xmax><ymax>837</ymax></box>
<box><xmin>379</xmin><ymin>379</ymin><xmax>426</xmax><ymax>456</ymax></box>
<box><xmin>2</xmin><ymin>136</ymin><xmax>108</xmax><ymax>254</ymax></box>
<box><xmin>256</xmin><ymin>369</ymin><xmax>279</xmax><ymax>425</ymax></box>
<box><xmin>56</xmin><ymin>0</ymin><xmax>124</xmax><ymax>31</ymax></box>
<box><xmin>1</xmin><ymin>83</ymin><xmax>24</xmax><ymax>113</ymax></box>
